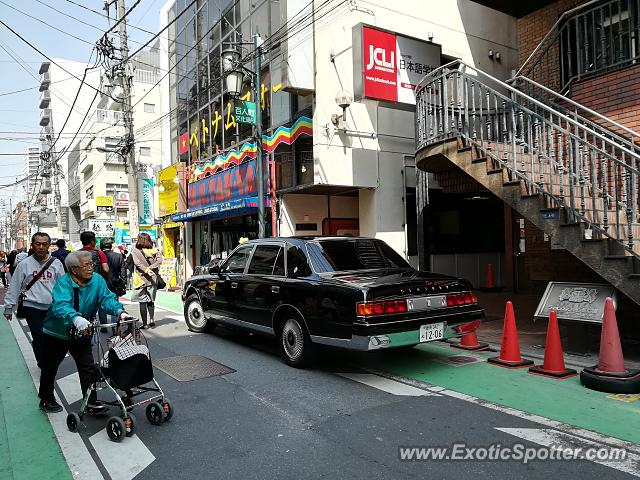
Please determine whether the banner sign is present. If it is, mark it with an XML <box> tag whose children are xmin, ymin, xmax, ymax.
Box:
<box><xmin>234</xmin><ymin>101</ymin><xmax>257</xmax><ymax>125</ymax></box>
<box><xmin>158</xmin><ymin>163</ymin><xmax>179</xmax><ymax>216</ymax></box>
<box><xmin>159</xmin><ymin>258</ymin><xmax>177</xmax><ymax>288</ymax></box>
<box><xmin>138</xmin><ymin>178</ymin><xmax>155</xmax><ymax>226</ymax></box>
<box><xmin>114</xmin><ymin>222</ymin><xmax>157</xmax><ymax>245</ymax></box>
<box><xmin>96</xmin><ymin>196</ymin><xmax>114</xmax><ymax>212</ymax></box>
<box><xmin>357</xmin><ymin>25</ymin><xmax>441</xmax><ymax>105</ymax></box>
<box><xmin>173</xmin><ymin>196</ymin><xmax>269</xmax><ymax>222</ymax></box>
<box><xmin>187</xmin><ymin>158</ymin><xmax>268</xmax><ymax>208</ymax></box>
<box><xmin>534</xmin><ymin>282</ymin><xmax>617</xmax><ymax>324</ymax></box>
<box><xmin>83</xmin><ymin>219</ymin><xmax>115</xmax><ymax>238</ymax></box>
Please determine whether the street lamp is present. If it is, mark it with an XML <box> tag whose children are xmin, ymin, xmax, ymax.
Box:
<box><xmin>222</xmin><ymin>35</ymin><xmax>266</xmax><ymax>238</ymax></box>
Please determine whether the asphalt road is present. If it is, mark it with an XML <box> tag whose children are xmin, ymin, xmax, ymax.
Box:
<box><xmin>16</xmin><ymin>305</ymin><xmax>639</xmax><ymax>480</ymax></box>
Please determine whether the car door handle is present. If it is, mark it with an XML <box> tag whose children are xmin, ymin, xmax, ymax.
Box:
<box><xmin>271</xmin><ymin>286</ymin><xmax>280</xmax><ymax>293</ymax></box>
<box><xmin>231</xmin><ymin>282</ymin><xmax>238</xmax><ymax>289</ymax></box>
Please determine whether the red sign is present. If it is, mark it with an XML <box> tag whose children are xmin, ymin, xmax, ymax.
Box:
<box><xmin>179</xmin><ymin>132</ymin><xmax>189</xmax><ymax>155</ymax></box>
<box><xmin>363</xmin><ymin>27</ymin><xmax>397</xmax><ymax>102</ymax></box>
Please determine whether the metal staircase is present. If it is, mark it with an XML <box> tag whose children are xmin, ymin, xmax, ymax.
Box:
<box><xmin>414</xmin><ymin>60</ymin><xmax>640</xmax><ymax>305</ymax></box>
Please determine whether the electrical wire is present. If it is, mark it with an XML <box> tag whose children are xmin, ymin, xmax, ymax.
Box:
<box><xmin>105</xmin><ymin>0</ymin><xmax>142</xmax><ymax>34</ymax></box>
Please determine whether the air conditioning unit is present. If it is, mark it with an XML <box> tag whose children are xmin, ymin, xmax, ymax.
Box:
<box><xmin>115</xmin><ymin>191</ymin><xmax>129</xmax><ymax>209</ymax></box>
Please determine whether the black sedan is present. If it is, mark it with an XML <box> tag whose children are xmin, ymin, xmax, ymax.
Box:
<box><xmin>182</xmin><ymin>237</ymin><xmax>485</xmax><ymax>367</ymax></box>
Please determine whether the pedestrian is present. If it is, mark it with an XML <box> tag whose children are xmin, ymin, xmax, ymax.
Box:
<box><xmin>0</xmin><ymin>251</ymin><xmax>8</xmax><ymax>288</ymax></box>
<box><xmin>98</xmin><ymin>238</ymin><xmax>127</xmax><ymax>326</ymax></box>
<box><xmin>3</xmin><ymin>233</ymin><xmax>65</xmax><ymax>368</ymax></box>
<box><xmin>131</xmin><ymin>233</ymin><xmax>163</xmax><ymax>329</ymax></box>
<box><xmin>7</xmin><ymin>249</ymin><xmax>17</xmax><ymax>278</ymax></box>
<box><xmin>37</xmin><ymin>250</ymin><xmax>132</xmax><ymax>413</ymax></box>
<box><xmin>80</xmin><ymin>231</ymin><xmax>109</xmax><ymax>278</ymax></box>
<box><xmin>51</xmin><ymin>239</ymin><xmax>70</xmax><ymax>272</ymax></box>
<box><xmin>14</xmin><ymin>247</ymin><xmax>27</xmax><ymax>269</ymax></box>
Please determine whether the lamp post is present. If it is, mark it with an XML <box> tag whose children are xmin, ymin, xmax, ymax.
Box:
<box><xmin>222</xmin><ymin>33</ymin><xmax>265</xmax><ymax>238</ymax></box>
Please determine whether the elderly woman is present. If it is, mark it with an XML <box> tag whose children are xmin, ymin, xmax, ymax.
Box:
<box><xmin>38</xmin><ymin>250</ymin><xmax>132</xmax><ymax>414</ymax></box>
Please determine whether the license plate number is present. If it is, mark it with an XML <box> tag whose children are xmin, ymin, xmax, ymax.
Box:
<box><xmin>419</xmin><ymin>322</ymin><xmax>445</xmax><ymax>342</ymax></box>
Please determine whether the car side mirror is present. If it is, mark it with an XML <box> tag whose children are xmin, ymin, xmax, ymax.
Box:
<box><xmin>208</xmin><ymin>263</ymin><xmax>221</xmax><ymax>275</ymax></box>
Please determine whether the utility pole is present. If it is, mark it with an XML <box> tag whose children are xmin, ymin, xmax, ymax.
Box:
<box><xmin>116</xmin><ymin>0</ymin><xmax>139</xmax><ymax>240</ymax></box>
<box><xmin>254</xmin><ymin>33</ymin><xmax>265</xmax><ymax>238</ymax></box>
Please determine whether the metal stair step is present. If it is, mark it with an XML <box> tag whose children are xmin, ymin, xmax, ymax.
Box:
<box><xmin>503</xmin><ymin>180</ymin><xmax>521</xmax><ymax>186</ymax></box>
<box><xmin>629</xmin><ymin>274</ymin><xmax>640</xmax><ymax>279</ymax></box>
<box><xmin>487</xmin><ymin>168</ymin><xmax>503</xmax><ymax>175</ymax></box>
<box><xmin>458</xmin><ymin>146</ymin><xmax>473</xmax><ymax>153</ymax></box>
<box><xmin>604</xmin><ymin>255</ymin><xmax>631</xmax><ymax>260</ymax></box>
<box><xmin>471</xmin><ymin>157</ymin><xmax>488</xmax><ymax>164</ymax></box>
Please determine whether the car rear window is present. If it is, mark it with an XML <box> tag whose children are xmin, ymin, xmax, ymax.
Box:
<box><xmin>308</xmin><ymin>239</ymin><xmax>410</xmax><ymax>272</ymax></box>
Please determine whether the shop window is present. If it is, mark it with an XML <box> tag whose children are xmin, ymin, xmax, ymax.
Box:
<box><xmin>248</xmin><ymin>245</ymin><xmax>282</xmax><ymax>275</ymax></box>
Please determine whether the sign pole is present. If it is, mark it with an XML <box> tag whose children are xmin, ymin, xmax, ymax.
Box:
<box><xmin>254</xmin><ymin>32</ymin><xmax>265</xmax><ymax>239</ymax></box>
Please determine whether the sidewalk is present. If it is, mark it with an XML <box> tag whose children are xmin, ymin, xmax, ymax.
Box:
<box><xmin>475</xmin><ymin>291</ymin><xmax>640</xmax><ymax>370</ymax></box>
<box><xmin>0</xmin><ymin>288</ymin><xmax>72</xmax><ymax>480</ymax></box>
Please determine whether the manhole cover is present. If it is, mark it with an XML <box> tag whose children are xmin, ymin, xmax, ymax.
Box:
<box><xmin>435</xmin><ymin>355</ymin><xmax>482</xmax><ymax>367</ymax></box>
<box><xmin>154</xmin><ymin>355</ymin><xmax>235</xmax><ymax>382</ymax></box>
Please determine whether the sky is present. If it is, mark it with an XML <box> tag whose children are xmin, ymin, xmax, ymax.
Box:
<box><xmin>0</xmin><ymin>0</ymin><xmax>165</xmax><ymax>207</ymax></box>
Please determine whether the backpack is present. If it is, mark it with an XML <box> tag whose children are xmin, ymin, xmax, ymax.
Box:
<box><xmin>90</xmin><ymin>249</ymin><xmax>103</xmax><ymax>276</ymax></box>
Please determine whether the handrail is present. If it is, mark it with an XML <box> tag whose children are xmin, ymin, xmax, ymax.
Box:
<box><xmin>416</xmin><ymin>60</ymin><xmax>640</xmax><ymax>162</ymax></box>
<box><xmin>415</xmin><ymin>61</ymin><xmax>640</xmax><ymax>255</ymax></box>
<box><xmin>511</xmin><ymin>75</ymin><xmax>640</xmax><ymax>144</ymax></box>
<box><xmin>512</xmin><ymin>0</ymin><xmax>602</xmax><ymax>78</ymax></box>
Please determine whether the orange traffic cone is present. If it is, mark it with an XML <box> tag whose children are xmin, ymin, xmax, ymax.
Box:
<box><xmin>488</xmin><ymin>301</ymin><xmax>533</xmax><ymax>368</ymax></box>
<box><xmin>580</xmin><ymin>298</ymin><xmax>640</xmax><ymax>393</ymax></box>
<box><xmin>528</xmin><ymin>310</ymin><xmax>577</xmax><ymax>378</ymax></box>
<box><xmin>450</xmin><ymin>331</ymin><xmax>489</xmax><ymax>351</ymax></box>
<box><xmin>596</xmin><ymin>298</ymin><xmax>625</xmax><ymax>374</ymax></box>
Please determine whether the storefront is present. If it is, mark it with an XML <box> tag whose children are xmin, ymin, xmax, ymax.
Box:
<box><xmin>157</xmin><ymin>163</ymin><xmax>183</xmax><ymax>287</ymax></box>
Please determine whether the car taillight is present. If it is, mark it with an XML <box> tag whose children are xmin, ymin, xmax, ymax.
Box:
<box><xmin>446</xmin><ymin>291</ymin><xmax>477</xmax><ymax>307</ymax></box>
<box><xmin>356</xmin><ymin>299</ymin><xmax>409</xmax><ymax>317</ymax></box>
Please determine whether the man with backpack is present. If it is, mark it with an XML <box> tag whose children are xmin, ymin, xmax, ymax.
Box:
<box><xmin>80</xmin><ymin>231</ymin><xmax>109</xmax><ymax>277</ymax></box>
<box><xmin>51</xmin><ymin>239</ymin><xmax>70</xmax><ymax>272</ymax></box>
<box><xmin>98</xmin><ymin>238</ymin><xmax>127</xmax><ymax>326</ymax></box>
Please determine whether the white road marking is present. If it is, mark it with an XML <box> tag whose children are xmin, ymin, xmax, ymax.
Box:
<box><xmin>89</xmin><ymin>429</ymin><xmax>155</xmax><ymax>480</ymax></box>
<box><xmin>57</xmin><ymin>373</ymin><xmax>83</xmax><ymax>405</ymax></box>
<box><xmin>359</xmin><ymin>367</ymin><xmax>640</xmax><ymax>455</ymax></box>
<box><xmin>337</xmin><ymin>373</ymin><xmax>439</xmax><ymax>396</ymax></box>
<box><xmin>497</xmin><ymin>428</ymin><xmax>640</xmax><ymax>477</ymax></box>
<box><xmin>19</xmin><ymin>318</ymin><xmax>27</xmax><ymax>327</ymax></box>
<box><xmin>8</xmin><ymin>314</ymin><xmax>104</xmax><ymax>479</ymax></box>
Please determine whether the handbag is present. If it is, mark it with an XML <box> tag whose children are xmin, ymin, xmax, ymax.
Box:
<box><xmin>136</xmin><ymin>249</ymin><xmax>166</xmax><ymax>290</ymax></box>
<box><xmin>16</xmin><ymin>257</ymin><xmax>55</xmax><ymax>318</ymax></box>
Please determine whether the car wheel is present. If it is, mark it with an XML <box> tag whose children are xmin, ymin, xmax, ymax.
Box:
<box><xmin>184</xmin><ymin>294</ymin><xmax>214</xmax><ymax>333</ymax></box>
<box><xmin>280</xmin><ymin>317</ymin><xmax>315</xmax><ymax>368</ymax></box>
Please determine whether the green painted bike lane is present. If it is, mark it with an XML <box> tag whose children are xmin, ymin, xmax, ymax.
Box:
<box><xmin>367</xmin><ymin>342</ymin><xmax>640</xmax><ymax>444</ymax></box>
<box><xmin>0</xmin><ymin>318</ymin><xmax>72</xmax><ymax>480</ymax></box>
<box><xmin>123</xmin><ymin>289</ymin><xmax>183</xmax><ymax>314</ymax></box>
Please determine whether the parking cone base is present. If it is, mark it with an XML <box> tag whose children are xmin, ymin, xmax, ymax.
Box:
<box><xmin>450</xmin><ymin>342</ymin><xmax>490</xmax><ymax>352</ymax></box>
<box><xmin>580</xmin><ymin>368</ymin><xmax>640</xmax><ymax>394</ymax></box>
<box><xmin>488</xmin><ymin>356</ymin><xmax>534</xmax><ymax>368</ymax></box>
<box><xmin>528</xmin><ymin>364</ymin><xmax>577</xmax><ymax>379</ymax></box>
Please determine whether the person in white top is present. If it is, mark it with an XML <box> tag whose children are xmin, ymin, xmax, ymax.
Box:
<box><xmin>4</xmin><ymin>232</ymin><xmax>65</xmax><ymax>368</ymax></box>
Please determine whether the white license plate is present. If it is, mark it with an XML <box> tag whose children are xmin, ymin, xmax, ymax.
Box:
<box><xmin>419</xmin><ymin>322</ymin><xmax>445</xmax><ymax>342</ymax></box>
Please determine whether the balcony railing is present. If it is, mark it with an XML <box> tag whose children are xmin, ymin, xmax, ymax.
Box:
<box><xmin>134</xmin><ymin>69</ymin><xmax>159</xmax><ymax>84</ymax></box>
<box><xmin>515</xmin><ymin>0</ymin><xmax>640</xmax><ymax>94</ymax></box>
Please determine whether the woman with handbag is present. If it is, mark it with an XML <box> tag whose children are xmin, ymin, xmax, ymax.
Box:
<box><xmin>131</xmin><ymin>233</ymin><xmax>164</xmax><ymax>329</ymax></box>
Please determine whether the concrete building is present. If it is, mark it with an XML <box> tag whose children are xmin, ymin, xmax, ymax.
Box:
<box><xmin>38</xmin><ymin>59</ymin><xmax>103</xmax><ymax>239</ymax></box>
<box><xmin>161</xmin><ymin>0</ymin><xmax>518</xmax><ymax>281</ymax></box>
<box><xmin>67</xmin><ymin>47</ymin><xmax>164</xmax><ymax>244</ymax></box>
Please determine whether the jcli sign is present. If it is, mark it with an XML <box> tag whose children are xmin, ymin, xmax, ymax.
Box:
<box><xmin>363</xmin><ymin>27</ymin><xmax>398</xmax><ymax>102</ymax></box>
<box><xmin>357</xmin><ymin>25</ymin><xmax>442</xmax><ymax>105</ymax></box>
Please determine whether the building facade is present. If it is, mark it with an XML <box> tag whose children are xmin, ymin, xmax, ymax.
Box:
<box><xmin>162</xmin><ymin>0</ymin><xmax>517</xmax><ymax>281</ymax></box>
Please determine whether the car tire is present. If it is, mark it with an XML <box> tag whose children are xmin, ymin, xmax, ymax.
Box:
<box><xmin>184</xmin><ymin>294</ymin><xmax>214</xmax><ymax>333</ymax></box>
<box><xmin>279</xmin><ymin>317</ymin><xmax>315</xmax><ymax>368</ymax></box>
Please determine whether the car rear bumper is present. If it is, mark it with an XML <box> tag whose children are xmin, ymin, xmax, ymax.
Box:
<box><xmin>311</xmin><ymin>309</ymin><xmax>485</xmax><ymax>351</ymax></box>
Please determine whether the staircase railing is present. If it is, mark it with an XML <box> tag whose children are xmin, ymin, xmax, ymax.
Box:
<box><xmin>416</xmin><ymin>60</ymin><xmax>640</xmax><ymax>256</ymax></box>
<box><xmin>515</xmin><ymin>0</ymin><xmax>640</xmax><ymax>95</ymax></box>
<box><xmin>511</xmin><ymin>75</ymin><xmax>640</xmax><ymax>156</ymax></box>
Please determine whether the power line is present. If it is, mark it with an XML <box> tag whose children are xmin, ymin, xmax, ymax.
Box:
<box><xmin>105</xmin><ymin>0</ymin><xmax>142</xmax><ymax>34</ymax></box>
<box><xmin>0</xmin><ymin>19</ymin><xmax>106</xmax><ymax>96</ymax></box>
<box><xmin>0</xmin><ymin>0</ymin><xmax>95</xmax><ymax>46</ymax></box>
